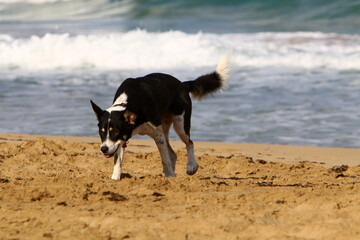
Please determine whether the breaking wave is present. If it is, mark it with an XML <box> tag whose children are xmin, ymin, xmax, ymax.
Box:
<box><xmin>1</xmin><ymin>30</ymin><xmax>360</xmax><ymax>71</ymax></box>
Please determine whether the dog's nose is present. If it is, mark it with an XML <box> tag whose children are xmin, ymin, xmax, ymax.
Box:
<box><xmin>101</xmin><ymin>146</ymin><xmax>109</xmax><ymax>153</ymax></box>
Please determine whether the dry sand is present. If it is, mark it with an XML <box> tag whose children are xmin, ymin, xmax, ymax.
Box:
<box><xmin>1</xmin><ymin>133</ymin><xmax>360</xmax><ymax>240</ymax></box>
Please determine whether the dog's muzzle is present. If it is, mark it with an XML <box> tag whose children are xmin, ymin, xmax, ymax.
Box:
<box><xmin>100</xmin><ymin>141</ymin><xmax>128</xmax><ymax>158</ymax></box>
<box><xmin>100</xmin><ymin>144</ymin><xmax>119</xmax><ymax>158</ymax></box>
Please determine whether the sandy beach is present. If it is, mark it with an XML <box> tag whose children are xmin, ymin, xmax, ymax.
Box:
<box><xmin>0</xmin><ymin>133</ymin><xmax>359</xmax><ymax>239</ymax></box>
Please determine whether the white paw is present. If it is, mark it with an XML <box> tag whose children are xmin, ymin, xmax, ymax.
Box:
<box><xmin>111</xmin><ymin>173</ymin><xmax>121</xmax><ymax>180</ymax></box>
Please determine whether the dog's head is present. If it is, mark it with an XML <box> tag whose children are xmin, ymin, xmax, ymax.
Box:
<box><xmin>90</xmin><ymin>95</ymin><xmax>137</xmax><ymax>158</ymax></box>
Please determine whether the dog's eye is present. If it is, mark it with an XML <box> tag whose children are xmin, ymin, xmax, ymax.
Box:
<box><xmin>108</xmin><ymin>127</ymin><xmax>119</xmax><ymax>136</ymax></box>
<box><xmin>99</xmin><ymin>128</ymin><xmax>106</xmax><ymax>135</ymax></box>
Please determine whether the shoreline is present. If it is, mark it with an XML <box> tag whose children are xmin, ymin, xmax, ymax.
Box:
<box><xmin>1</xmin><ymin>132</ymin><xmax>359</xmax><ymax>168</ymax></box>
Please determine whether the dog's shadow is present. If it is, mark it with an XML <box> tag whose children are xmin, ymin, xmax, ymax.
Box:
<box><xmin>120</xmin><ymin>172</ymin><xmax>133</xmax><ymax>179</ymax></box>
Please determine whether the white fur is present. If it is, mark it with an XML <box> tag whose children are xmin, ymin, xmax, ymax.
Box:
<box><xmin>216</xmin><ymin>52</ymin><xmax>231</xmax><ymax>88</ymax></box>
<box><xmin>111</xmin><ymin>145</ymin><xmax>125</xmax><ymax>180</ymax></box>
<box><xmin>101</xmin><ymin>135</ymin><xmax>121</xmax><ymax>156</ymax></box>
<box><xmin>106</xmin><ymin>92</ymin><xmax>128</xmax><ymax>112</ymax></box>
<box><xmin>172</xmin><ymin>113</ymin><xmax>198</xmax><ymax>175</ymax></box>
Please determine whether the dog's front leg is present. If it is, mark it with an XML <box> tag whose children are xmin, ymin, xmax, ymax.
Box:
<box><xmin>111</xmin><ymin>144</ymin><xmax>125</xmax><ymax>180</ymax></box>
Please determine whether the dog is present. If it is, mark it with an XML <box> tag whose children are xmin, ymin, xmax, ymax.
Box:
<box><xmin>91</xmin><ymin>54</ymin><xmax>230</xmax><ymax>180</ymax></box>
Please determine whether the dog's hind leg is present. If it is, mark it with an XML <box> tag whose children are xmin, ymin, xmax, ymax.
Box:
<box><xmin>173</xmin><ymin>112</ymin><xmax>198</xmax><ymax>175</ymax></box>
<box><xmin>111</xmin><ymin>144</ymin><xmax>125</xmax><ymax>180</ymax></box>
<box><xmin>162</xmin><ymin>115</ymin><xmax>177</xmax><ymax>172</ymax></box>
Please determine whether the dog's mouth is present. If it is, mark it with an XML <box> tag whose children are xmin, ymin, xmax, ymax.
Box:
<box><xmin>103</xmin><ymin>152</ymin><xmax>115</xmax><ymax>158</ymax></box>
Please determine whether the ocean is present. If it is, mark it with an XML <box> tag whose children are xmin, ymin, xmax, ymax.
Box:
<box><xmin>1</xmin><ymin>0</ymin><xmax>360</xmax><ymax>147</ymax></box>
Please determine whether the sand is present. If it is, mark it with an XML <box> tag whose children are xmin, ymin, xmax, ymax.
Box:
<box><xmin>1</xmin><ymin>133</ymin><xmax>360</xmax><ymax>240</ymax></box>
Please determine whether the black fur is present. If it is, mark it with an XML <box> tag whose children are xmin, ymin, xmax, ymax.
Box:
<box><xmin>114</xmin><ymin>73</ymin><xmax>189</xmax><ymax>128</ymax></box>
<box><xmin>110</xmin><ymin>71</ymin><xmax>222</xmax><ymax>136</ymax></box>
<box><xmin>183</xmin><ymin>72</ymin><xmax>224</xmax><ymax>99</ymax></box>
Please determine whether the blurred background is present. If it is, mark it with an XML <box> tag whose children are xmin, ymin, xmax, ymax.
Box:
<box><xmin>1</xmin><ymin>0</ymin><xmax>360</xmax><ymax>147</ymax></box>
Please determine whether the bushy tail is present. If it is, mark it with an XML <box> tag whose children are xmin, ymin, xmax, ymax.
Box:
<box><xmin>183</xmin><ymin>53</ymin><xmax>230</xmax><ymax>100</ymax></box>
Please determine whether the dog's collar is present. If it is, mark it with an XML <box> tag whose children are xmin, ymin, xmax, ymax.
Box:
<box><xmin>122</xmin><ymin>141</ymin><xmax>128</xmax><ymax>148</ymax></box>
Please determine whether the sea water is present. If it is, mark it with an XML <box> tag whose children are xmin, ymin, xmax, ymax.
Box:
<box><xmin>1</xmin><ymin>0</ymin><xmax>360</xmax><ymax>147</ymax></box>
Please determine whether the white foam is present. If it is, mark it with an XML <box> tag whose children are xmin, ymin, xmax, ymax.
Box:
<box><xmin>1</xmin><ymin>30</ymin><xmax>360</xmax><ymax>72</ymax></box>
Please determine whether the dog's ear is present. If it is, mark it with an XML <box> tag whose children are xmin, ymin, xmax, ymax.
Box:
<box><xmin>124</xmin><ymin>110</ymin><xmax>137</xmax><ymax>125</ymax></box>
<box><xmin>90</xmin><ymin>100</ymin><xmax>104</xmax><ymax>121</ymax></box>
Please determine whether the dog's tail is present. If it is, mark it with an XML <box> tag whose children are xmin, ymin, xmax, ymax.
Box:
<box><xmin>183</xmin><ymin>53</ymin><xmax>230</xmax><ymax>100</ymax></box>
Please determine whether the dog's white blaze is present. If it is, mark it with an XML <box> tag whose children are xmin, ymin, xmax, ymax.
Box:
<box><xmin>101</xmin><ymin>122</ymin><xmax>122</xmax><ymax>155</ymax></box>
<box><xmin>102</xmin><ymin>118</ymin><xmax>112</xmax><ymax>150</ymax></box>
<box><xmin>106</xmin><ymin>92</ymin><xmax>128</xmax><ymax>113</ymax></box>
<box><xmin>102</xmin><ymin>92</ymin><xmax>127</xmax><ymax>155</ymax></box>
<box><xmin>216</xmin><ymin>52</ymin><xmax>231</xmax><ymax>88</ymax></box>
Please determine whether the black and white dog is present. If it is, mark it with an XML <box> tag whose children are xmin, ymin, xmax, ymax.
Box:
<box><xmin>91</xmin><ymin>54</ymin><xmax>230</xmax><ymax>180</ymax></box>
